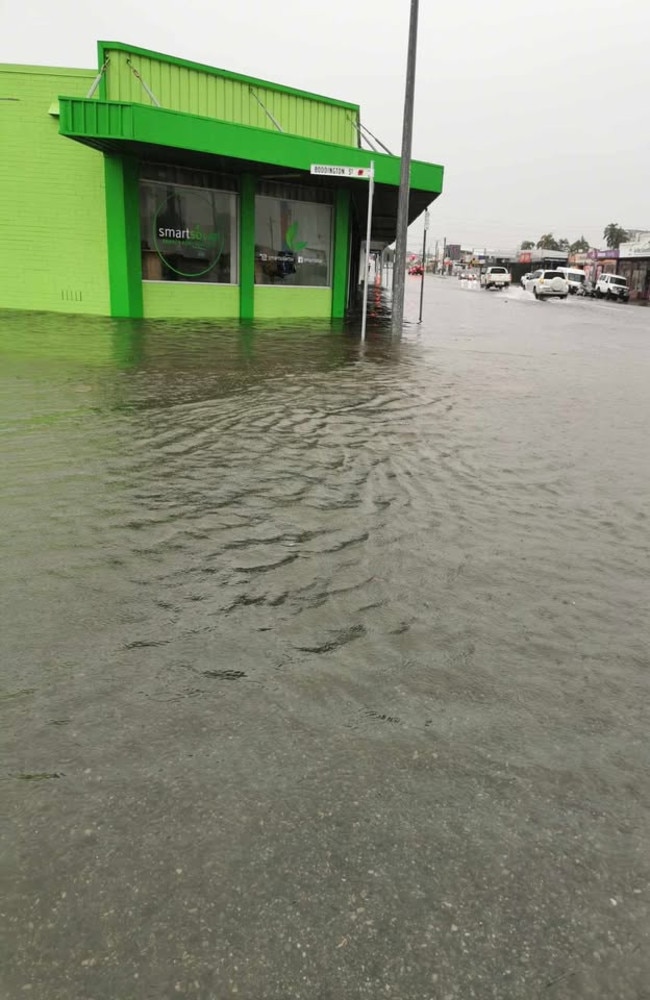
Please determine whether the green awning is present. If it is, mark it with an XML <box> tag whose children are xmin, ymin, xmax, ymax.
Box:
<box><xmin>58</xmin><ymin>97</ymin><xmax>444</xmax><ymax>245</ymax></box>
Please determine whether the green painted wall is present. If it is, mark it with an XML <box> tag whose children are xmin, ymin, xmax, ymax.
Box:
<box><xmin>332</xmin><ymin>189</ymin><xmax>351</xmax><ymax>318</ymax></box>
<box><xmin>104</xmin><ymin>155</ymin><xmax>143</xmax><ymax>317</ymax></box>
<box><xmin>0</xmin><ymin>66</ymin><xmax>110</xmax><ymax>315</ymax></box>
<box><xmin>239</xmin><ymin>174</ymin><xmax>256</xmax><ymax>321</ymax></box>
<box><xmin>100</xmin><ymin>43</ymin><xmax>358</xmax><ymax>146</ymax></box>
<box><xmin>142</xmin><ymin>282</ymin><xmax>239</xmax><ymax>318</ymax></box>
<box><xmin>254</xmin><ymin>287</ymin><xmax>331</xmax><ymax>319</ymax></box>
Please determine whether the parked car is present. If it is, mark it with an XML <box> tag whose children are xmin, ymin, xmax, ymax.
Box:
<box><xmin>556</xmin><ymin>267</ymin><xmax>587</xmax><ymax>295</ymax></box>
<box><xmin>520</xmin><ymin>272</ymin><xmax>534</xmax><ymax>288</ymax></box>
<box><xmin>522</xmin><ymin>270</ymin><xmax>569</xmax><ymax>300</ymax></box>
<box><xmin>480</xmin><ymin>266</ymin><xmax>511</xmax><ymax>290</ymax></box>
<box><xmin>595</xmin><ymin>273</ymin><xmax>629</xmax><ymax>302</ymax></box>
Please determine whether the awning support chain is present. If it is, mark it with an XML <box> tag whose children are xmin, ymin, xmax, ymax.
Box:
<box><xmin>86</xmin><ymin>56</ymin><xmax>110</xmax><ymax>99</ymax></box>
<box><xmin>349</xmin><ymin>114</ymin><xmax>378</xmax><ymax>153</ymax></box>
<box><xmin>358</xmin><ymin>119</ymin><xmax>394</xmax><ymax>157</ymax></box>
<box><xmin>249</xmin><ymin>87</ymin><xmax>284</xmax><ymax>132</ymax></box>
<box><xmin>126</xmin><ymin>58</ymin><xmax>161</xmax><ymax>107</ymax></box>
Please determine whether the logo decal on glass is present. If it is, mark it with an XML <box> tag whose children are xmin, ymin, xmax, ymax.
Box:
<box><xmin>284</xmin><ymin>221</ymin><xmax>307</xmax><ymax>254</ymax></box>
<box><xmin>154</xmin><ymin>193</ymin><xmax>225</xmax><ymax>278</ymax></box>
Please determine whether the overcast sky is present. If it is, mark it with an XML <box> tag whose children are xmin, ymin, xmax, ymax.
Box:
<box><xmin>3</xmin><ymin>0</ymin><xmax>649</xmax><ymax>252</ymax></box>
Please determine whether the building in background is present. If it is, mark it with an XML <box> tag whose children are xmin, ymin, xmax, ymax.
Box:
<box><xmin>624</xmin><ymin>229</ymin><xmax>650</xmax><ymax>243</ymax></box>
<box><xmin>586</xmin><ymin>248</ymin><xmax>619</xmax><ymax>284</ymax></box>
<box><xmin>568</xmin><ymin>251</ymin><xmax>589</xmax><ymax>269</ymax></box>
<box><xmin>509</xmin><ymin>247</ymin><xmax>568</xmax><ymax>284</ymax></box>
<box><xmin>0</xmin><ymin>42</ymin><xmax>444</xmax><ymax>320</ymax></box>
<box><xmin>618</xmin><ymin>236</ymin><xmax>650</xmax><ymax>304</ymax></box>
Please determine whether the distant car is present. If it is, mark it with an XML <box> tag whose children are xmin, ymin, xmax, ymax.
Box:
<box><xmin>595</xmin><ymin>273</ymin><xmax>629</xmax><ymax>302</ymax></box>
<box><xmin>480</xmin><ymin>266</ymin><xmax>511</xmax><ymax>290</ymax></box>
<box><xmin>522</xmin><ymin>270</ymin><xmax>569</xmax><ymax>300</ymax></box>
<box><xmin>520</xmin><ymin>272</ymin><xmax>534</xmax><ymax>288</ymax></box>
<box><xmin>408</xmin><ymin>264</ymin><xmax>424</xmax><ymax>276</ymax></box>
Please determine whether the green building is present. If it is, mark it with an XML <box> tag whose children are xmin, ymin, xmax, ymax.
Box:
<box><xmin>0</xmin><ymin>42</ymin><xmax>444</xmax><ymax>321</ymax></box>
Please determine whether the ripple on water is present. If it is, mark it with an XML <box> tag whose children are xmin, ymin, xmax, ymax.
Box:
<box><xmin>2</xmin><ymin>295</ymin><xmax>650</xmax><ymax>998</ymax></box>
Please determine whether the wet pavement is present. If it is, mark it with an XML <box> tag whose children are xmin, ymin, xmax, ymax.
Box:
<box><xmin>2</xmin><ymin>280</ymin><xmax>650</xmax><ymax>998</ymax></box>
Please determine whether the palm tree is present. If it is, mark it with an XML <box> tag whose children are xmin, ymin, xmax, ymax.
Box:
<box><xmin>569</xmin><ymin>236</ymin><xmax>590</xmax><ymax>253</ymax></box>
<box><xmin>603</xmin><ymin>223</ymin><xmax>629</xmax><ymax>249</ymax></box>
<box><xmin>536</xmin><ymin>234</ymin><xmax>560</xmax><ymax>251</ymax></box>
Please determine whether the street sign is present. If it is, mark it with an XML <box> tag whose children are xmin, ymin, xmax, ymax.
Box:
<box><xmin>424</xmin><ymin>210</ymin><xmax>430</xmax><ymax>232</ymax></box>
<box><xmin>310</xmin><ymin>164</ymin><xmax>374</xmax><ymax>179</ymax></box>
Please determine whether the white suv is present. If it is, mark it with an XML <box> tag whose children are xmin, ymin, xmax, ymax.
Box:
<box><xmin>595</xmin><ymin>273</ymin><xmax>629</xmax><ymax>302</ymax></box>
<box><xmin>480</xmin><ymin>266</ymin><xmax>511</xmax><ymax>290</ymax></box>
<box><xmin>522</xmin><ymin>270</ymin><xmax>569</xmax><ymax>300</ymax></box>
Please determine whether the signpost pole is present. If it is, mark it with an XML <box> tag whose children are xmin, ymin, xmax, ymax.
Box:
<box><xmin>418</xmin><ymin>209</ymin><xmax>429</xmax><ymax>323</ymax></box>
<box><xmin>309</xmin><ymin>163</ymin><xmax>374</xmax><ymax>339</ymax></box>
<box><xmin>360</xmin><ymin>160</ymin><xmax>375</xmax><ymax>343</ymax></box>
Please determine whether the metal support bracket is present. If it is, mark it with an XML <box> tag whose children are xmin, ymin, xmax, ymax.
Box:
<box><xmin>86</xmin><ymin>56</ymin><xmax>110</xmax><ymax>99</ymax></box>
<box><xmin>126</xmin><ymin>58</ymin><xmax>161</xmax><ymax>107</ymax></box>
<box><xmin>348</xmin><ymin>114</ymin><xmax>394</xmax><ymax>156</ymax></box>
<box><xmin>249</xmin><ymin>87</ymin><xmax>284</xmax><ymax>132</ymax></box>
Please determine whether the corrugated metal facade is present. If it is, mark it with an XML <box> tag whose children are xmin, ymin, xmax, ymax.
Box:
<box><xmin>103</xmin><ymin>48</ymin><xmax>358</xmax><ymax>146</ymax></box>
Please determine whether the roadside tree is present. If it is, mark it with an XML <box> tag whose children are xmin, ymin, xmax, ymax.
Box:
<box><xmin>569</xmin><ymin>236</ymin><xmax>590</xmax><ymax>253</ymax></box>
<box><xmin>536</xmin><ymin>234</ymin><xmax>560</xmax><ymax>251</ymax></box>
<box><xmin>603</xmin><ymin>223</ymin><xmax>629</xmax><ymax>249</ymax></box>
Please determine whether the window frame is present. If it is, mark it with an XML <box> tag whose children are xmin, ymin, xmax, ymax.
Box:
<box><xmin>140</xmin><ymin>178</ymin><xmax>240</xmax><ymax>286</ymax></box>
<box><xmin>254</xmin><ymin>191</ymin><xmax>334</xmax><ymax>289</ymax></box>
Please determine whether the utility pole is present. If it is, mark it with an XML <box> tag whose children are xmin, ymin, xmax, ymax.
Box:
<box><xmin>360</xmin><ymin>161</ymin><xmax>375</xmax><ymax>343</ymax></box>
<box><xmin>441</xmin><ymin>237</ymin><xmax>447</xmax><ymax>276</ymax></box>
<box><xmin>391</xmin><ymin>0</ymin><xmax>420</xmax><ymax>337</ymax></box>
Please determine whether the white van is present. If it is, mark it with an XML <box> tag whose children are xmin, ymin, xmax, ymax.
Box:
<box><xmin>556</xmin><ymin>267</ymin><xmax>586</xmax><ymax>294</ymax></box>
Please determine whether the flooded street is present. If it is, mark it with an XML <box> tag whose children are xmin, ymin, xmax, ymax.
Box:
<box><xmin>2</xmin><ymin>280</ymin><xmax>650</xmax><ymax>998</ymax></box>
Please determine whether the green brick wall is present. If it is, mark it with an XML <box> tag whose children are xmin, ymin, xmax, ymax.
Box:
<box><xmin>142</xmin><ymin>282</ymin><xmax>239</xmax><ymax>318</ymax></box>
<box><xmin>0</xmin><ymin>66</ymin><xmax>110</xmax><ymax>315</ymax></box>
<box><xmin>254</xmin><ymin>287</ymin><xmax>332</xmax><ymax>319</ymax></box>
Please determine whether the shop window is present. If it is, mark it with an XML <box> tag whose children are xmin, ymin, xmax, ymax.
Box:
<box><xmin>255</xmin><ymin>185</ymin><xmax>332</xmax><ymax>287</ymax></box>
<box><xmin>141</xmin><ymin>164</ymin><xmax>238</xmax><ymax>192</ymax></box>
<box><xmin>140</xmin><ymin>180</ymin><xmax>238</xmax><ymax>283</ymax></box>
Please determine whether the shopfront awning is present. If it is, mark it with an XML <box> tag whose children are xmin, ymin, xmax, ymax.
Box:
<box><xmin>58</xmin><ymin>97</ymin><xmax>443</xmax><ymax>245</ymax></box>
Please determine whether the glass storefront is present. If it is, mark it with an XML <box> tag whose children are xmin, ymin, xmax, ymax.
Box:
<box><xmin>139</xmin><ymin>170</ymin><xmax>335</xmax><ymax>291</ymax></box>
<box><xmin>619</xmin><ymin>259</ymin><xmax>650</xmax><ymax>302</ymax></box>
<box><xmin>255</xmin><ymin>183</ymin><xmax>332</xmax><ymax>287</ymax></box>
<box><xmin>140</xmin><ymin>167</ymin><xmax>238</xmax><ymax>283</ymax></box>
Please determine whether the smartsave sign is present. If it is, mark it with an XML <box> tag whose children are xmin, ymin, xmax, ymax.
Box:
<box><xmin>310</xmin><ymin>164</ymin><xmax>373</xmax><ymax>179</ymax></box>
<box><xmin>154</xmin><ymin>192</ymin><xmax>224</xmax><ymax>278</ymax></box>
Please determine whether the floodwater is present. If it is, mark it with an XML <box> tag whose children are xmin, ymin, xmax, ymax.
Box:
<box><xmin>2</xmin><ymin>280</ymin><xmax>649</xmax><ymax>999</ymax></box>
